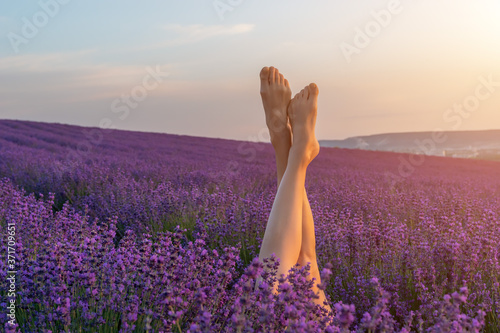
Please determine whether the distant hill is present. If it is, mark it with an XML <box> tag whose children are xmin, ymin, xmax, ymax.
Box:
<box><xmin>320</xmin><ymin>130</ymin><xmax>500</xmax><ymax>161</ymax></box>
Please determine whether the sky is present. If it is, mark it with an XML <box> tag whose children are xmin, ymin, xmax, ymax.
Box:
<box><xmin>0</xmin><ymin>0</ymin><xmax>499</xmax><ymax>141</ymax></box>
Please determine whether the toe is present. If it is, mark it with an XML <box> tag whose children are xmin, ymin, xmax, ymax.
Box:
<box><xmin>279</xmin><ymin>74</ymin><xmax>284</xmax><ymax>85</ymax></box>
<box><xmin>284</xmin><ymin>79</ymin><xmax>290</xmax><ymax>88</ymax></box>
<box><xmin>300</xmin><ymin>87</ymin><xmax>307</xmax><ymax>99</ymax></box>
<box><xmin>308</xmin><ymin>83</ymin><xmax>319</xmax><ymax>99</ymax></box>
<box><xmin>269</xmin><ymin>67</ymin><xmax>276</xmax><ymax>83</ymax></box>
<box><xmin>260</xmin><ymin>67</ymin><xmax>270</xmax><ymax>82</ymax></box>
<box><xmin>273</xmin><ymin>68</ymin><xmax>280</xmax><ymax>82</ymax></box>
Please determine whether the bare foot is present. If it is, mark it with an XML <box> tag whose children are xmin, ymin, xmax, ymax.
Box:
<box><xmin>260</xmin><ymin>66</ymin><xmax>292</xmax><ymax>147</ymax></box>
<box><xmin>287</xmin><ymin>83</ymin><xmax>320</xmax><ymax>165</ymax></box>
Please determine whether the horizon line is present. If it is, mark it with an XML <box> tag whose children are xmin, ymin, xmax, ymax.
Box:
<box><xmin>1</xmin><ymin>118</ymin><xmax>499</xmax><ymax>143</ymax></box>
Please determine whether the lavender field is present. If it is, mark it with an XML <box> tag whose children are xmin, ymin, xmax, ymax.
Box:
<box><xmin>0</xmin><ymin>119</ymin><xmax>499</xmax><ymax>332</ymax></box>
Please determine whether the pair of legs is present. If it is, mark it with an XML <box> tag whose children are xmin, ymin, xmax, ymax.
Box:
<box><xmin>257</xmin><ymin>66</ymin><xmax>329</xmax><ymax>309</ymax></box>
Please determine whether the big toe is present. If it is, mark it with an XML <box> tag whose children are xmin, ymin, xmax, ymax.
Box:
<box><xmin>260</xmin><ymin>67</ymin><xmax>270</xmax><ymax>82</ymax></box>
<box><xmin>308</xmin><ymin>83</ymin><xmax>319</xmax><ymax>98</ymax></box>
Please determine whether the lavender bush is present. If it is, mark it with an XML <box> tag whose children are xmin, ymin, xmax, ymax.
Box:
<box><xmin>0</xmin><ymin>120</ymin><xmax>499</xmax><ymax>332</ymax></box>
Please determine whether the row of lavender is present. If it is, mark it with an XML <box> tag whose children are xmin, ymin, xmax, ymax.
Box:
<box><xmin>0</xmin><ymin>120</ymin><xmax>499</xmax><ymax>331</ymax></box>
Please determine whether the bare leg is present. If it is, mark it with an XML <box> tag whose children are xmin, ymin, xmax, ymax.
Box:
<box><xmin>259</xmin><ymin>67</ymin><xmax>329</xmax><ymax>309</ymax></box>
<box><xmin>258</xmin><ymin>65</ymin><xmax>300</xmax><ymax>285</ymax></box>
<box><xmin>288</xmin><ymin>84</ymin><xmax>329</xmax><ymax>310</ymax></box>
<box><xmin>259</xmin><ymin>66</ymin><xmax>292</xmax><ymax>188</ymax></box>
<box><xmin>297</xmin><ymin>189</ymin><xmax>330</xmax><ymax>310</ymax></box>
<box><xmin>258</xmin><ymin>72</ymin><xmax>323</xmax><ymax>300</ymax></box>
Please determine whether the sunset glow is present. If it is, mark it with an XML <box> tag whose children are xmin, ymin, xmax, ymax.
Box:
<box><xmin>1</xmin><ymin>0</ymin><xmax>499</xmax><ymax>140</ymax></box>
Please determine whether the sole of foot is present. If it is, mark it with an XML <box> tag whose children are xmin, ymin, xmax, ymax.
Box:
<box><xmin>259</xmin><ymin>66</ymin><xmax>292</xmax><ymax>146</ymax></box>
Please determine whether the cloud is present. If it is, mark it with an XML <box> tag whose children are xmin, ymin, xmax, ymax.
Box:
<box><xmin>0</xmin><ymin>50</ymin><xmax>96</xmax><ymax>72</ymax></box>
<box><xmin>0</xmin><ymin>50</ymin><xmax>173</xmax><ymax>106</ymax></box>
<box><xmin>162</xmin><ymin>24</ymin><xmax>255</xmax><ymax>45</ymax></box>
<box><xmin>0</xmin><ymin>49</ymin><xmax>173</xmax><ymax>86</ymax></box>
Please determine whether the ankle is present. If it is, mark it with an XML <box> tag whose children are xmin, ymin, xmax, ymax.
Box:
<box><xmin>288</xmin><ymin>146</ymin><xmax>312</xmax><ymax>168</ymax></box>
<box><xmin>269</xmin><ymin>129</ymin><xmax>291</xmax><ymax>146</ymax></box>
<box><xmin>267</xmin><ymin>120</ymin><xmax>289</xmax><ymax>137</ymax></box>
<box><xmin>289</xmin><ymin>139</ymin><xmax>319</xmax><ymax>165</ymax></box>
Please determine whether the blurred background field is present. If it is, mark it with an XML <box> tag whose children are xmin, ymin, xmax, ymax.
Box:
<box><xmin>0</xmin><ymin>119</ymin><xmax>499</xmax><ymax>332</ymax></box>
